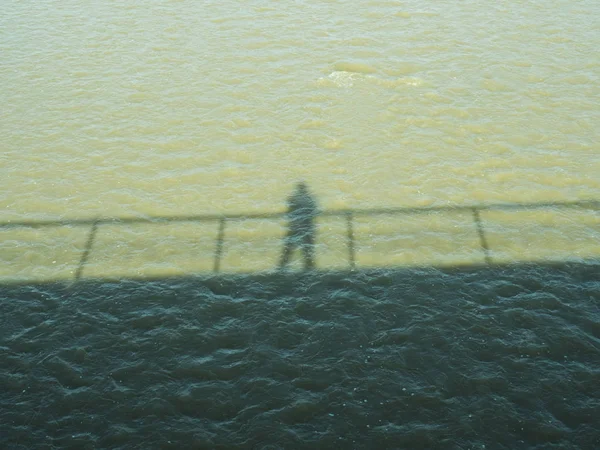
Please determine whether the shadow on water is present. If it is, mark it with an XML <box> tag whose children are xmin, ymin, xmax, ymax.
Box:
<box><xmin>279</xmin><ymin>182</ymin><xmax>318</xmax><ymax>271</ymax></box>
<box><xmin>2</xmin><ymin>185</ymin><xmax>600</xmax><ymax>449</ymax></box>
<box><xmin>1</xmin><ymin>183</ymin><xmax>598</xmax><ymax>283</ymax></box>
<box><xmin>1</xmin><ymin>260</ymin><xmax>599</xmax><ymax>449</ymax></box>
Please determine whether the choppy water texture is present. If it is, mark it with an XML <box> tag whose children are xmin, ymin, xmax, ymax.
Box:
<box><xmin>1</xmin><ymin>265</ymin><xmax>600</xmax><ymax>449</ymax></box>
<box><xmin>1</xmin><ymin>0</ymin><xmax>599</xmax><ymax>220</ymax></box>
<box><xmin>2</xmin><ymin>0</ymin><xmax>600</xmax><ymax>448</ymax></box>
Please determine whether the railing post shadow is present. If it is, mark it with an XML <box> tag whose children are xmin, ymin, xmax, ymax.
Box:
<box><xmin>472</xmin><ymin>208</ymin><xmax>492</xmax><ymax>265</ymax></box>
<box><xmin>213</xmin><ymin>217</ymin><xmax>226</xmax><ymax>273</ymax></box>
<box><xmin>346</xmin><ymin>211</ymin><xmax>356</xmax><ymax>269</ymax></box>
<box><xmin>75</xmin><ymin>219</ymin><xmax>99</xmax><ymax>281</ymax></box>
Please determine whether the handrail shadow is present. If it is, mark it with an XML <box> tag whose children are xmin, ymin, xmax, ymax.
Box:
<box><xmin>1</xmin><ymin>197</ymin><xmax>598</xmax><ymax>285</ymax></box>
<box><xmin>1</xmin><ymin>199</ymin><xmax>598</xmax><ymax>229</ymax></box>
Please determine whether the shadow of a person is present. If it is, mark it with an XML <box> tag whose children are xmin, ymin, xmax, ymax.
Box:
<box><xmin>279</xmin><ymin>182</ymin><xmax>318</xmax><ymax>271</ymax></box>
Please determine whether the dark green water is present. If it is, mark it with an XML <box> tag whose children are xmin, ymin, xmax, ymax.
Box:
<box><xmin>1</xmin><ymin>263</ymin><xmax>599</xmax><ymax>449</ymax></box>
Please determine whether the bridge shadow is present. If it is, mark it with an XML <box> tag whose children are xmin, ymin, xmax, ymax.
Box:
<box><xmin>2</xmin><ymin>180</ymin><xmax>599</xmax><ymax>450</ymax></box>
<box><xmin>2</xmin><ymin>260</ymin><xmax>598</xmax><ymax>450</ymax></box>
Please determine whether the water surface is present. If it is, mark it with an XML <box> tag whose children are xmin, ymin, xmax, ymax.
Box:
<box><xmin>1</xmin><ymin>1</ymin><xmax>600</xmax><ymax>448</ymax></box>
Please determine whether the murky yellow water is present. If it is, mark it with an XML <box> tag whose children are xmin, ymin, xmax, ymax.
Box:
<box><xmin>2</xmin><ymin>0</ymin><xmax>599</xmax><ymax>279</ymax></box>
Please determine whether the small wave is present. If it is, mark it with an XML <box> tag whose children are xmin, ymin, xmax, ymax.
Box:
<box><xmin>333</xmin><ymin>61</ymin><xmax>377</xmax><ymax>74</ymax></box>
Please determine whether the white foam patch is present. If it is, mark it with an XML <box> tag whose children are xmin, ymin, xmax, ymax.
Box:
<box><xmin>327</xmin><ymin>70</ymin><xmax>365</xmax><ymax>88</ymax></box>
<box><xmin>318</xmin><ymin>71</ymin><xmax>425</xmax><ymax>89</ymax></box>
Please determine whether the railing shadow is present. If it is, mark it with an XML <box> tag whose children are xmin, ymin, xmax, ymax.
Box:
<box><xmin>1</xmin><ymin>195</ymin><xmax>598</xmax><ymax>285</ymax></box>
